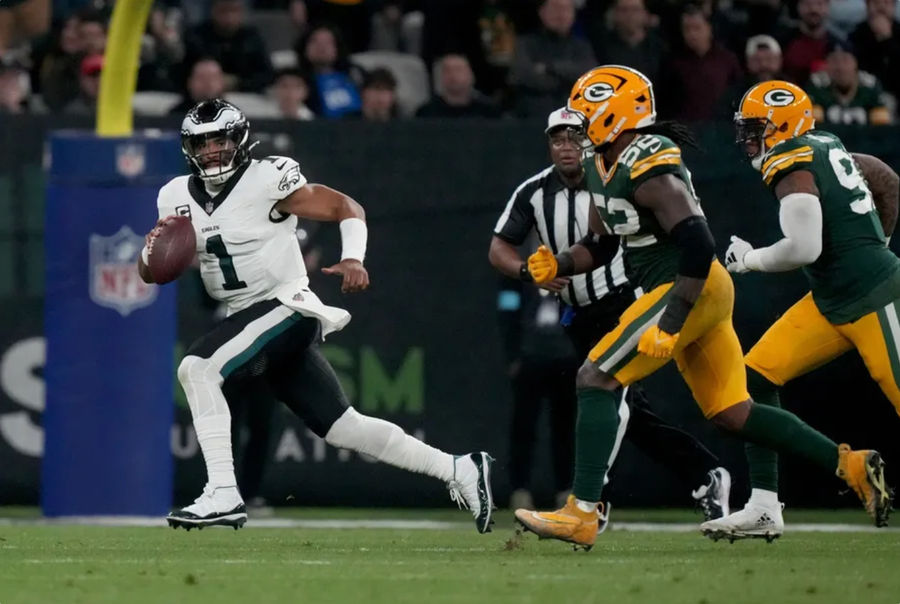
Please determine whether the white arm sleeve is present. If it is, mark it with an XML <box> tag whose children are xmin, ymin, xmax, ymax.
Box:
<box><xmin>744</xmin><ymin>192</ymin><xmax>823</xmax><ymax>272</ymax></box>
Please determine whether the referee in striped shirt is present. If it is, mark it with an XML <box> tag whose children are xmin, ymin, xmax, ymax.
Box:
<box><xmin>489</xmin><ymin>107</ymin><xmax>730</xmax><ymax>518</ymax></box>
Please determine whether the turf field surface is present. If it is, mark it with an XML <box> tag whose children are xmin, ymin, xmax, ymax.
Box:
<box><xmin>0</xmin><ymin>508</ymin><xmax>896</xmax><ymax>604</ymax></box>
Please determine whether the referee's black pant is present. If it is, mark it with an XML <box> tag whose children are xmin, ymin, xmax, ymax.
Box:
<box><xmin>508</xmin><ymin>357</ymin><xmax>578</xmax><ymax>494</ymax></box>
<box><xmin>565</xmin><ymin>289</ymin><xmax>720</xmax><ymax>490</ymax></box>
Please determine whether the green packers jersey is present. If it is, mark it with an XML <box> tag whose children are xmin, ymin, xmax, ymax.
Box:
<box><xmin>584</xmin><ymin>133</ymin><xmax>699</xmax><ymax>292</ymax></box>
<box><xmin>808</xmin><ymin>71</ymin><xmax>891</xmax><ymax>126</ymax></box>
<box><xmin>761</xmin><ymin>130</ymin><xmax>900</xmax><ymax>324</ymax></box>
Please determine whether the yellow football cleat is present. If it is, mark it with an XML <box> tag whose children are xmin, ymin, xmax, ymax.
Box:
<box><xmin>836</xmin><ymin>444</ymin><xmax>894</xmax><ymax>527</ymax></box>
<box><xmin>514</xmin><ymin>494</ymin><xmax>600</xmax><ymax>550</ymax></box>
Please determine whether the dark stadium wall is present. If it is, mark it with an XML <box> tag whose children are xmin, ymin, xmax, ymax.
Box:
<box><xmin>1</xmin><ymin>116</ymin><xmax>899</xmax><ymax>509</ymax></box>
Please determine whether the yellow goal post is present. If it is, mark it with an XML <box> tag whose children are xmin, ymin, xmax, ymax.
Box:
<box><xmin>96</xmin><ymin>0</ymin><xmax>155</xmax><ymax>137</ymax></box>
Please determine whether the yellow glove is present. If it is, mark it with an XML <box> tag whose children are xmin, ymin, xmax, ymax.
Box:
<box><xmin>637</xmin><ymin>325</ymin><xmax>680</xmax><ymax>359</ymax></box>
<box><xmin>527</xmin><ymin>245</ymin><xmax>558</xmax><ymax>284</ymax></box>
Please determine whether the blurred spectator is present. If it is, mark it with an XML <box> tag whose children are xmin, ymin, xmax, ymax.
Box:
<box><xmin>77</xmin><ymin>9</ymin><xmax>106</xmax><ymax>55</ymax></box>
<box><xmin>63</xmin><ymin>52</ymin><xmax>102</xmax><ymax>115</ymax></box>
<box><xmin>661</xmin><ymin>4</ymin><xmax>741</xmax><ymax>120</ymax></box>
<box><xmin>370</xmin><ymin>1</ymin><xmax>403</xmax><ymax>51</ymax></box>
<box><xmin>740</xmin><ymin>0</ymin><xmax>794</xmax><ymax>42</ymax></box>
<box><xmin>0</xmin><ymin>61</ymin><xmax>29</xmax><ymax>114</ymax></box>
<box><xmin>305</xmin><ymin>0</ymin><xmax>372</xmax><ymax>53</ymax></box>
<box><xmin>271</xmin><ymin>68</ymin><xmax>315</xmax><ymax>120</ymax></box>
<box><xmin>296</xmin><ymin>24</ymin><xmax>363</xmax><ymax>118</ymax></box>
<box><xmin>808</xmin><ymin>39</ymin><xmax>892</xmax><ymax>125</ymax></box>
<box><xmin>743</xmin><ymin>34</ymin><xmax>785</xmax><ymax>82</ymax></box>
<box><xmin>183</xmin><ymin>0</ymin><xmax>274</xmax><ymax>93</ymax></box>
<box><xmin>693</xmin><ymin>0</ymin><xmax>747</xmax><ymax>56</ymax></box>
<box><xmin>510</xmin><ymin>0</ymin><xmax>596</xmax><ymax>118</ymax></box>
<box><xmin>359</xmin><ymin>67</ymin><xmax>398</xmax><ymax>122</ymax></box>
<box><xmin>416</xmin><ymin>53</ymin><xmax>500</xmax><ymax>118</ymax></box>
<box><xmin>289</xmin><ymin>0</ymin><xmax>310</xmax><ymax>43</ymax></box>
<box><xmin>169</xmin><ymin>57</ymin><xmax>227</xmax><ymax>115</ymax></box>
<box><xmin>0</xmin><ymin>0</ymin><xmax>50</xmax><ymax>52</ymax></box>
<box><xmin>479</xmin><ymin>0</ymin><xmax>516</xmax><ymax>68</ymax></box>
<box><xmin>591</xmin><ymin>0</ymin><xmax>666</xmax><ymax>85</ymax></box>
<box><xmin>38</xmin><ymin>14</ymin><xmax>83</xmax><ymax>111</ymax></box>
<box><xmin>723</xmin><ymin>34</ymin><xmax>786</xmax><ymax>117</ymax></box>
<box><xmin>370</xmin><ymin>0</ymin><xmax>423</xmax><ymax>55</ymax></box>
<box><xmin>476</xmin><ymin>0</ymin><xmax>517</xmax><ymax>109</ymax></box>
<box><xmin>782</xmin><ymin>0</ymin><xmax>842</xmax><ymax>85</ymax></box>
<box><xmin>850</xmin><ymin>0</ymin><xmax>900</xmax><ymax>97</ymax></box>
<box><xmin>138</xmin><ymin>5</ymin><xmax>185</xmax><ymax>91</ymax></box>
<box><xmin>422</xmin><ymin>0</ymin><xmax>491</xmax><ymax>92</ymax></box>
<box><xmin>829</xmin><ymin>0</ymin><xmax>867</xmax><ymax>36</ymax></box>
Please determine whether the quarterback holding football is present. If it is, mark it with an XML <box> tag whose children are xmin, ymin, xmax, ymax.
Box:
<box><xmin>138</xmin><ymin>99</ymin><xmax>494</xmax><ymax>532</ymax></box>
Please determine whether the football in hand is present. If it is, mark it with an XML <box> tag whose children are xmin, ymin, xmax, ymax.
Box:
<box><xmin>147</xmin><ymin>215</ymin><xmax>196</xmax><ymax>284</ymax></box>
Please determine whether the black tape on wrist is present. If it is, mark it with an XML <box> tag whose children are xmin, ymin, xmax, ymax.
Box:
<box><xmin>519</xmin><ymin>263</ymin><xmax>533</xmax><ymax>282</ymax></box>
<box><xmin>658</xmin><ymin>295</ymin><xmax>693</xmax><ymax>335</ymax></box>
<box><xmin>669</xmin><ymin>215</ymin><xmax>715</xmax><ymax>279</ymax></box>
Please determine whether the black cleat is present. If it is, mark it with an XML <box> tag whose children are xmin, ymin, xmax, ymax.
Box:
<box><xmin>692</xmin><ymin>467</ymin><xmax>732</xmax><ymax>521</ymax></box>
<box><xmin>166</xmin><ymin>503</ymin><xmax>247</xmax><ymax>531</ymax></box>
<box><xmin>448</xmin><ymin>452</ymin><xmax>495</xmax><ymax>534</ymax></box>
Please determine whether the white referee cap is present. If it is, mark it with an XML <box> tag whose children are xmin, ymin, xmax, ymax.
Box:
<box><xmin>545</xmin><ymin>107</ymin><xmax>585</xmax><ymax>134</ymax></box>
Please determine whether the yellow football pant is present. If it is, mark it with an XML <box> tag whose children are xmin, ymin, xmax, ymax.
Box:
<box><xmin>587</xmin><ymin>261</ymin><xmax>749</xmax><ymax>418</ymax></box>
<box><xmin>746</xmin><ymin>292</ymin><xmax>900</xmax><ymax>414</ymax></box>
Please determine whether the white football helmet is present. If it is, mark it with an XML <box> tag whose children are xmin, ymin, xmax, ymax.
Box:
<box><xmin>180</xmin><ymin>99</ymin><xmax>252</xmax><ymax>185</ymax></box>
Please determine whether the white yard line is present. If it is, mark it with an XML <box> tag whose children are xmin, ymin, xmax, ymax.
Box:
<box><xmin>0</xmin><ymin>516</ymin><xmax>896</xmax><ymax>533</ymax></box>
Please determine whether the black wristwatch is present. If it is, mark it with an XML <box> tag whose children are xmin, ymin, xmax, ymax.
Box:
<box><xmin>519</xmin><ymin>263</ymin><xmax>533</xmax><ymax>282</ymax></box>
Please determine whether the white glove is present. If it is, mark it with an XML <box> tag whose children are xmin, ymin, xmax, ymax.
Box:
<box><xmin>725</xmin><ymin>236</ymin><xmax>754</xmax><ymax>274</ymax></box>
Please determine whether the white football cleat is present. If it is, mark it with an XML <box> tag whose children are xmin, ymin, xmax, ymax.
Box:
<box><xmin>166</xmin><ymin>484</ymin><xmax>247</xmax><ymax>531</ymax></box>
<box><xmin>692</xmin><ymin>467</ymin><xmax>732</xmax><ymax>521</ymax></box>
<box><xmin>700</xmin><ymin>498</ymin><xmax>784</xmax><ymax>543</ymax></box>
<box><xmin>448</xmin><ymin>452</ymin><xmax>495</xmax><ymax>534</ymax></box>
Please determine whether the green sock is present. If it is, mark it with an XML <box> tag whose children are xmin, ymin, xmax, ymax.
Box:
<box><xmin>745</xmin><ymin>369</ymin><xmax>780</xmax><ymax>492</ymax></box>
<box><xmin>739</xmin><ymin>391</ymin><xmax>839</xmax><ymax>473</ymax></box>
<box><xmin>572</xmin><ymin>388</ymin><xmax>621</xmax><ymax>502</ymax></box>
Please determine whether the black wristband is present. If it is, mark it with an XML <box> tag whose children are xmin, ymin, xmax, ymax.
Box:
<box><xmin>519</xmin><ymin>263</ymin><xmax>533</xmax><ymax>282</ymax></box>
<box><xmin>658</xmin><ymin>295</ymin><xmax>693</xmax><ymax>335</ymax></box>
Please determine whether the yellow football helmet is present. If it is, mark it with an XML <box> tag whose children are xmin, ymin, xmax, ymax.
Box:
<box><xmin>734</xmin><ymin>80</ymin><xmax>815</xmax><ymax>169</ymax></box>
<box><xmin>567</xmin><ymin>65</ymin><xmax>656</xmax><ymax>147</ymax></box>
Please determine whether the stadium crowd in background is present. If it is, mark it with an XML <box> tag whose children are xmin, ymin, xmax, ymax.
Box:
<box><xmin>1</xmin><ymin>0</ymin><xmax>899</xmax><ymax>123</ymax></box>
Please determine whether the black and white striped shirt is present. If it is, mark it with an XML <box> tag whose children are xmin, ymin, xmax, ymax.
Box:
<box><xmin>494</xmin><ymin>166</ymin><xmax>629</xmax><ymax>308</ymax></box>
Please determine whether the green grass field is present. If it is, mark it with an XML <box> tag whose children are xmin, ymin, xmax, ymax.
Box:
<box><xmin>0</xmin><ymin>508</ymin><xmax>897</xmax><ymax>604</ymax></box>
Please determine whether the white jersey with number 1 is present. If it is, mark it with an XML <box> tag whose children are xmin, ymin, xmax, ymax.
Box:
<box><xmin>155</xmin><ymin>156</ymin><xmax>351</xmax><ymax>335</ymax></box>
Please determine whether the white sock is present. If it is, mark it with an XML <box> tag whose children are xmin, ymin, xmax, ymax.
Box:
<box><xmin>193</xmin><ymin>415</ymin><xmax>236</xmax><ymax>487</ymax></box>
<box><xmin>325</xmin><ymin>407</ymin><xmax>455</xmax><ymax>482</ymax></box>
<box><xmin>603</xmin><ymin>390</ymin><xmax>631</xmax><ymax>486</ymax></box>
<box><xmin>749</xmin><ymin>488</ymin><xmax>779</xmax><ymax>508</ymax></box>
<box><xmin>575</xmin><ymin>499</ymin><xmax>598</xmax><ymax>513</ymax></box>
<box><xmin>179</xmin><ymin>356</ymin><xmax>237</xmax><ymax>488</ymax></box>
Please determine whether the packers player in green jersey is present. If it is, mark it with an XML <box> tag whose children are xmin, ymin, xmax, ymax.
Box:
<box><xmin>512</xmin><ymin>66</ymin><xmax>891</xmax><ymax>551</ymax></box>
<box><xmin>701</xmin><ymin>80</ymin><xmax>898</xmax><ymax>541</ymax></box>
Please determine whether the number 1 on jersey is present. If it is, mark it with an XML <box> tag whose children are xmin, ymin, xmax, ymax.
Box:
<box><xmin>206</xmin><ymin>234</ymin><xmax>247</xmax><ymax>290</ymax></box>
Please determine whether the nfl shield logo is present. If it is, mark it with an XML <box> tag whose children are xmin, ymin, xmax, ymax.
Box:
<box><xmin>89</xmin><ymin>226</ymin><xmax>157</xmax><ymax>316</ymax></box>
<box><xmin>116</xmin><ymin>143</ymin><xmax>146</xmax><ymax>178</ymax></box>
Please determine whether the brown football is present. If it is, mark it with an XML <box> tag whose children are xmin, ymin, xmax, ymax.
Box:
<box><xmin>148</xmin><ymin>215</ymin><xmax>196</xmax><ymax>284</ymax></box>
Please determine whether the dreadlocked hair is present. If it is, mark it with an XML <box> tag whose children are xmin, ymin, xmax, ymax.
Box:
<box><xmin>633</xmin><ymin>121</ymin><xmax>701</xmax><ymax>151</ymax></box>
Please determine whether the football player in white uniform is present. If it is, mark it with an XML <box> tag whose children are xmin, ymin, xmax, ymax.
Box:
<box><xmin>138</xmin><ymin>99</ymin><xmax>494</xmax><ymax>532</ymax></box>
